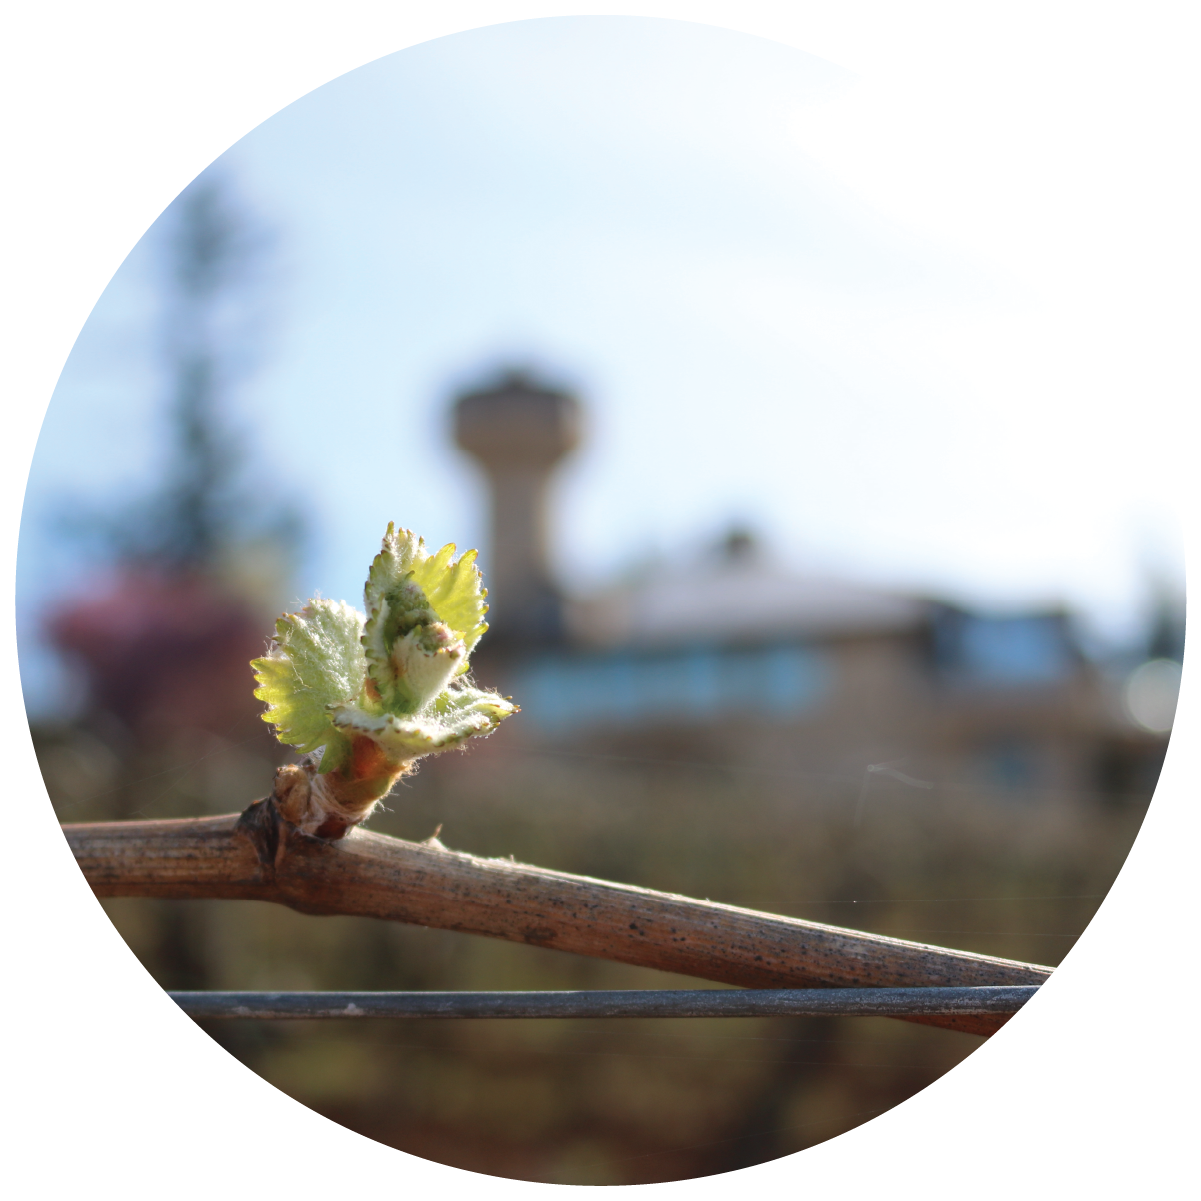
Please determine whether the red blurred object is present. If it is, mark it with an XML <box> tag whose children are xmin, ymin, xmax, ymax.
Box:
<box><xmin>48</xmin><ymin>568</ymin><xmax>268</xmax><ymax>738</ymax></box>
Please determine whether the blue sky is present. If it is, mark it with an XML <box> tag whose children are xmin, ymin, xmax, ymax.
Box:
<box><xmin>19</xmin><ymin>16</ymin><xmax>1183</xmax><ymax>713</ymax></box>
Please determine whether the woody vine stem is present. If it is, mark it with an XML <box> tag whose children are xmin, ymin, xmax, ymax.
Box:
<box><xmin>63</xmin><ymin>521</ymin><xmax>1052</xmax><ymax>1038</ymax></box>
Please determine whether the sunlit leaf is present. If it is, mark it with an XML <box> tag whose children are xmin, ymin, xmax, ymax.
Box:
<box><xmin>251</xmin><ymin>599</ymin><xmax>366</xmax><ymax>762</ymax></box>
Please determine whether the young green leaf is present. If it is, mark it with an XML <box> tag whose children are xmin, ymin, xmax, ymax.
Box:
<box><xmin>251</xmin><ymin>524</ymin><xmax>516</xmax><ymax>836</ymax></box>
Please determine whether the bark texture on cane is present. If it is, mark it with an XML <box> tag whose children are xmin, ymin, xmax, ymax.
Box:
<box><xmin>65</xmin><ymin>799</ymin><xmax>1052</xmax><ymax>1037</ymax></box>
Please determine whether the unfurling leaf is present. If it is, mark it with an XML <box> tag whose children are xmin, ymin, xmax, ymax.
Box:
<box><xmin>251</xmin><ymin>524</ymin><xmax>517</xmax><ymax>836</ymax></box>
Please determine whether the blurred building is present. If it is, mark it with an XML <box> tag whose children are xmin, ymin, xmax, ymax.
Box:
<box><xmin>455</xmin><ymin>373</ymin><xmax>1172</xmax><ymax>807</ymax></box>
<box><xmin>454</xmin><ymin>370</ymin><xmax>582</xmax><ymax>647</ymax></box>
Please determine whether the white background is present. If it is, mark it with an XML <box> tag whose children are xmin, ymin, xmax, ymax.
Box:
<box><xmin>3</xmin><ymin>2</ymin><xmax>1197</xmax><ymax>1195</ymax></box>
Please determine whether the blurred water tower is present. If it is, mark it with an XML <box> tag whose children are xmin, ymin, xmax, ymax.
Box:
<box><xmin>453</xmin><ymin>370</ymin><xmax>583</xmax><ymax>647</ymax></box>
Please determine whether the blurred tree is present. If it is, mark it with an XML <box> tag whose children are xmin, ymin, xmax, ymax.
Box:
<box><xmin>137</xmin><ymin>173</ymin><xmax>293</xmax><ymax>569</ymax></box>
<box><xmin>38</xmin><ymin>171</ymin><xmax>306</xmax><ymax>1004</ymax></box>
<box><xmin>47</xmin><ymin>171</ymin><xmax>303</xmax><ymax>741</ymax></box>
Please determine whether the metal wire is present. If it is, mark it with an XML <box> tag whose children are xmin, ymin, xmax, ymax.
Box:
<box><xmin>170</xmin><ymin>985</ymin><xmax>1038</xmax><ymax>1020</ymax></box>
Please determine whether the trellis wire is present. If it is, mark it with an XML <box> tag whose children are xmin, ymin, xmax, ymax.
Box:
<box><xmin>171</xmin><ymin>985</ymin><xmax>1038</xmax><ymax>1020</ymax></box>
